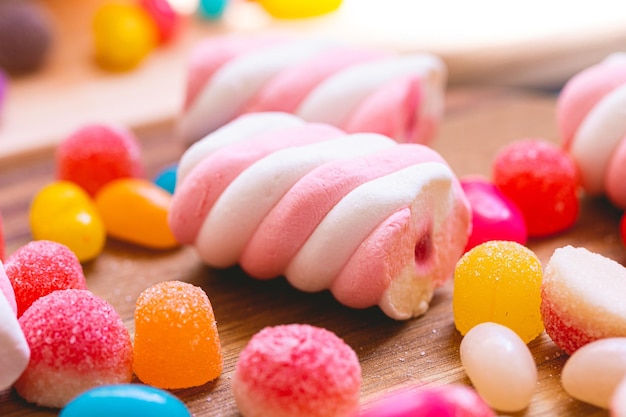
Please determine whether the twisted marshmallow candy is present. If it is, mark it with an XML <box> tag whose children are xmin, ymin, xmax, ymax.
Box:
<box><xmin>178</xmin><ymin>35</ymin><xmax>446</xmax><ymax>148</ymax></box>
<box><xmin>557</xmin><ymin>53</ymin><xmax>626</xmax><ymax>208</ymax></box>
<box><xmin>169</xmin><ymin>113</ymin><xmax>471</xmax><ymax>320</ymax></box>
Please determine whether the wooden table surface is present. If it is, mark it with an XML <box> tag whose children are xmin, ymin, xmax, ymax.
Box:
<box><xmin>0</xmin><ymin>87</ymin><xmax>623</xmax><ymax>416</ymax></box>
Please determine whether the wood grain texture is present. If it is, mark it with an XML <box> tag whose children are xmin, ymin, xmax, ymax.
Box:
<box><xmin>0</xmin><ymin>88</ymin><xmax>620</xmax><ymax>416</ymax></box>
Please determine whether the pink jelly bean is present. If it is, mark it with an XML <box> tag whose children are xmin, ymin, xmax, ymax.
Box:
<box><xmin>461</xmin><ymin>176</ymin><xmax>527</xmax><ymax>252</ymax></box>
<box><xmin>15</xmin><ymin>289</ymin><xmax>133</xmax><ymax>408</ymax></box>
<box><xmin>356</xmin><ymin>384</ymin><xmax>495</xmax><ymax>417</ymax></box>
<box><xmin>56</xmin><ymin>124</ymin><xmax>144</xmax><ymax>196</ymax></box>
<box><xmin>5</xmin><ymin>240</ymin><xmax>87</xmax><ymax>317</ymax></box>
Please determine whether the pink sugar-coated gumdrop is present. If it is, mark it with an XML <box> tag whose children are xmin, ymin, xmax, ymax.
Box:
<box><xmin>460</xmin><ymin>176</ymin><xmax>527</xmax><ymax>252</ymax></box>
<box><xmin>0</xmin><ymin>209</ymin><xmax>5</xmax><ymax>262</ymax></box>
<box><xmin>232</xmin><ymin>324</ymin><xmax>361</xmax><ymax>417</ymax></box>
<box><xmin>492</xmin><ymin>139</ymin><xmax>579</xmax><ymax>237</ymax></box>
<box><xmin>5</xmin><ymin>240</ymin><xmax>87</xmax><ymax>317</ymax></box>
<box><xmin>0</xmin><ymin>261</ymin><xmax>17</xmax><ymax>315</ymax></box>
<box><xmin>541</xmin><ymin>246</ymin><xmax>626</xmax><ymax>355</ymax></box>
<box><xmin>356</xmin><ymin>384</ymin><xmax>495</xmax><ymax>417</ymax></box>
<box><xmin>139</xmin><ymin>0</ymin><xmax>179</xmax><ymax>44</ymax></box>
<box><xmin>15</xmin><ymin>289</ymin><xmax>133</xmax><ymax>408</ymax></box>
<box><xmin>56</xmin><ymin>124</ymin><xmax>144</xmax><ymax>196</ymax></box>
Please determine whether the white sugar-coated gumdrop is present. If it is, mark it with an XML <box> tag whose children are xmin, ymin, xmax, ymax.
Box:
<box><xmin>562</xmin><ymin>337</ymin><xmax>626</xmax><ymax>408</ymax></box>
<box><xmin>460</xmin><ymin>322</ymin><xmax>537</xmax><ymax>412</ymax></box>
<box><xmin>0</xmin><ymin>288</ymin><xmax>30</xmax><ymax>390</ymax></box>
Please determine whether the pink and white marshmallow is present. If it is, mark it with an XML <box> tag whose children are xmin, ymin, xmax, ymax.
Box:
<box><xmin>0</xmin><ymin>262</ymin><xmax>30</xmax><ymax>391</ymax></box>
<box><xmin>557</xmin><ymin>53</ymin><xmax>626</xmax><ymax>208</ymax></box>
<box><xmin>169</xmin><ymin>113</ymin><xmax>471</xmax><ymax>320</ymax></box>
<box><xmin>178</xmin><ymin>35</ymin><xmax>446</xmax><ymax>147</ymax></box>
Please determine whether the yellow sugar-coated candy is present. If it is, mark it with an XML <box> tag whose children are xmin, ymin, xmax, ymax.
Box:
<box><xmin>29</xmin><ymin>181</ymin><xmax>106</xmax><ymax>262</ymax></box>
<box><xmin>93</xmin><ymin>3</ymin><xmax>157</xmax><ymax>72</ymax></box>
<box><xmin>257</xmin><ymin>0</ymin><xmax>343</xmax><ymax>19</ymax></box>
<box><xmin>95</xmin><ymin>178</ymin><xmax>179</xmax><ymax>249</ymax></box>
<box><xmin>453</xmin><ymin>240</ymin><xmax>544</xmax><ymax>343</ymax></box>
<box><xmin>133</xmin><ymin>281</ymin><xmax>223</xmax><ymax>389</ymax></box>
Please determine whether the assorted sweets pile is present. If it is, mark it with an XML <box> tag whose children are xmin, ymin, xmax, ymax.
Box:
<box><xmin>3</xmin><ymin>41</ymin><xmax>626</xmax><ymax>417</ymax></box>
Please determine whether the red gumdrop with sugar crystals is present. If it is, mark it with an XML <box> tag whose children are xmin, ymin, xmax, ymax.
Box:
<box><xmin>4</xmin><ymin>240</ymin><xmax>87</xmax><ymax>317</ymax></box>
<box><xmin>56</xmin><ymin>124</ymin><xmax>144</xmax><ymax>196</ymax></box>
<box><xmin>492</xmin><ymin>139</ymin><xmax>579</xmax><ymax>237</ymax></box>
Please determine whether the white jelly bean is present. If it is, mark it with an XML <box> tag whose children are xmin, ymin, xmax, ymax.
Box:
<box><xmin>460</xmin><ymin>322</ymin><xmax>537</xmax><ymax>412</ymax></box>
<box><xmin>562</xmin><ymin>337</ymin><xmax>626</xmax><ymax>408</ymax></box>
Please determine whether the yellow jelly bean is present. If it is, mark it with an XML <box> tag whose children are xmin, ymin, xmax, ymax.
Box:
<box><xmin>257</xmin><ymin>0</ymin><xmax>343</xmax><ymax>19</ymax></box>
<box><xmin>93</xmin><ymin>3</ymin><xmax>157</xmax><ymax>72</ymax></box>
<box><xmin>29</xmin><ymin>181</ymin><xmax>106</xmax><ymax>262</ymax></box>
<box><xmin>95</xmin><ymin>178</ymin><xmax>179</xmax><ymax>250</ymax></box>
<box><xmin>453</xmin><ymin>240</ymin><xmax>544</xmax><ymax>343</ymax></box>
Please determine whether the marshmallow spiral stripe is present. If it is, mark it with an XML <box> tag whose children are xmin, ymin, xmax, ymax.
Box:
<box><xmin>169</xmin><ymin>113</ymin><xmax>471</xmax><ymax>320</ymax></box>
<box><xmin>557</xmin><ymin>53</ymin><xmax>626</xmax><ymax>209</ymax></box>
<box><xmin>178</xmin><ymin>35</ymin><xmax>446</xmax><ymax>148</ymax></box>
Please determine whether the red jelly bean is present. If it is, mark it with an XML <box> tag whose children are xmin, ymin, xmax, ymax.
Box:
<box><xmin>620</xmin><ymin>212</ymin><xmax>626</xmax><ymax>248</ymax></box>
<box><xmin>4</xmin><ymin>240</ymin><xmax>87</xmax><ymax>317</ymax></box>
<box><xmin>139</xmin><ymin>0</ymin><xmax>180</xmax><ymax>44</ymax></box>
<box><xmin>493</xmin><ymin>139</ymin><xmax>579</xmax><ymax>237</ymax></box>
<box><xmin>56</xmin><ymin>124</ymin><xmax>144</xmax><ymax>196</ymax></box>
<box><xmin>461</xmin><ymin>176</ymin><xmax>527</xmax><ymax>252</ymax></box>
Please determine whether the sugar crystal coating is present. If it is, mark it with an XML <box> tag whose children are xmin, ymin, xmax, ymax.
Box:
<box><xmin>56</xmin><ymin>124</ymin><xmax>144</xmax><ymax>196</ymax></box>
<box><xmin>5</xmin><ymin>240</ymin><xmax>87</xmax><ymax>317</ymax></box>
<box><xmin>232</xmin><ymin>324</ymin><xmax>361</xmax><ymax>417</ymax></box>
<box><xmin>541</xmin><ymin>246</ymin><xmax>626</xmax><ymax>354</ymax></box>
<box><xmin>453</xmin><ymin>240</ymin><xmax>544</xmax><ymax>343</ymax></box>
<box><xmin>493</xmin><ymin>139</ymin><xmax>579</xmax><ymax>237</ymax></box>
<box><xmin>15</xmin><ymin>289</ymin><xmax>133</xmax><ymax>408</ymax></box>
<box><xmin>133</xmin><ymin>281</ymin><xmax>222</xmax><ymax>389</ymax></box>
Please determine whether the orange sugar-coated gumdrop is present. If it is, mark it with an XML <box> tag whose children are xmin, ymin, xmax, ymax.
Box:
<box><xmin>453</xmin><ymin>240</ymin><xmax>544</xmax><ymax>343</ymax></box>
<box><xmin>133</xmin><ymin>281</ymin><xmax>222</xmax><ymax>389</ymax></box>
<box><xmin>95</xmin><ymin>178</ymin><xmax>179</xmax><ymax>250</ymax></box>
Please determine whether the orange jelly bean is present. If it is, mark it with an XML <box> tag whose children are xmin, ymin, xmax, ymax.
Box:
<box><xmin>133</xmin><ymin>281</ymin><xmax>223</xmax><ymax>389</ymax></box>
<box><xmin>94</xmin><ymin>178</ymin><xmax>179</xmax><ymax>249</ymax></box>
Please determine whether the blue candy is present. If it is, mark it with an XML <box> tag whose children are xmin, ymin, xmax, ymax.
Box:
<box><xmin>197</xmin><ymin>0</ymin><xmax>229</xmax><ymax>20</ymax></box>
<box><xmin>60</xmin><ymin>384</ymin><xmax>191</xmax><ymax>417</ymax></box>
<box><xmin>154</xmin><ymin>164</ymin><xmax>177</xmax><ymax>194</ymax></box>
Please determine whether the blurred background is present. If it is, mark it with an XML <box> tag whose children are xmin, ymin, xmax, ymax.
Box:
<box><xmin>1</xmin><ymin>0</ymin><xmax>626</xmax><ymax>158</ymax></box>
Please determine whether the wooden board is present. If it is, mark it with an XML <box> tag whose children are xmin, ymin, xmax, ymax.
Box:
<box><xmin>0</xmin><ymin>87</ymin><xmax>622</xmax><ymax>416</ymax></box>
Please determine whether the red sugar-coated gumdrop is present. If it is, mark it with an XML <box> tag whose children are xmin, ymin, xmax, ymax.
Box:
<box><xmin>5</xmin><ymin>240</ymin><xmax>87</xmax><ymax>317</ymax></box>
<box><xmin>15</xmin><ymin>289</ymin><xmax>133</xmax><ymax>408</ymax></box>
<box><xmin>139</xmin><ymin>0</ymin><xmax>180</xmax><ymax>44</ymax></box>
<box><xmin>492</xmin><ymin>139</ymin><xmax>580</xmax><ymax>237</ymax></box>
<box><xmin>56</xmin><ymin>124</ymin><xmax>144</xmax><ymax>196</ymax></box>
